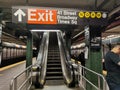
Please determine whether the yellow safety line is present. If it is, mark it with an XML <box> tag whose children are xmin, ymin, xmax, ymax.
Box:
<box><xmin>0</xmin><ymin>61</ymin><xmax>26</xmax><ymax>72</ymax></box>
<box><xmin>0</xmin><ymin>74</ymin><xmax>3</xmax><ymax>76</ymax></box>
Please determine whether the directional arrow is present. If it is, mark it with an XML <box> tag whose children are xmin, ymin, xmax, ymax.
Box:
<box><xmin>14</xmin><ymin>9</ymin><xmax>26</xmax><ymax>22</ymax></box>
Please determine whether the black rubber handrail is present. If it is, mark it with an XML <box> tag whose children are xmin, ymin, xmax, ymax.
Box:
<box><xmin>35</xmin><ymin>32</ymin><xmax>49</xmax><ymax>88</ymax></box>
<box><xmin>57</xmin><ymin>32</ymin><xmax>75</xmax><ymax>87</ymax></box>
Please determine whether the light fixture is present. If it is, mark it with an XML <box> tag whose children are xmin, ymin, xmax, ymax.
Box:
<box><xmin>30</xmin><ymin>29</ymin><xmax>61</xmax><ymax>32</ymax></box>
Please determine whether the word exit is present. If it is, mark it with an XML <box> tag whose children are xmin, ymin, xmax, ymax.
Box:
<box><xmin>27</xmin><ymin>9</ymin><xmax>57</xmax><ymax>24</ymax></box>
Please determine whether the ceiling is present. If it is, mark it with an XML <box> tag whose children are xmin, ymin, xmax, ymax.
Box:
<box><xmin>102</xmin><ymin>25</ymin><xmax>120</xmax><ymax>37</ymax></box>
<box><xmin>0</xmin><ymin>0</ymin><xmax>119</xmax><ymax>10</ymax></box>
<box><xmin>2</xmin><ymin>32</ymin><xmax>26</xmax><ymax>45</ymax></box>
<box><xmin>0</xmin><ymin>0</ymin><xmax>103</xmax><ymax>9</ymax></box>
<box><xmin>0</xmin><ymin>0</ymin><xmax>120</xmax><ymax>45</ymax></box>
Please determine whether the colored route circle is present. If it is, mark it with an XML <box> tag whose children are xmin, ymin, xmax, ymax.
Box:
<box><xmin>96</xmin><ymin>12</ymin><xmax>102</xmax><ymax>18</ymax></box>
<box><xmin>85</xmin><ymin>12</ymin><xmax>90</xmax><ymax>18</ymax></box>
<box><xmin>91</xmin><ymin>12</ymin><xmax>96</xmax><ymax>18</ymax></box>
<box><xmin>79</xmin><ymin>12</ymin><xmax>84</xmax><ymax>18</ymax></box>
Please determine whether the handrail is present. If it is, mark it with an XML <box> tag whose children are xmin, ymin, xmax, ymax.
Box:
<box><xmin>10</xmin><ymin>64</ymin><xmax>37</xmax><ymax>90</ymax></box>
<box><xmin>36</xmin><ymin>32</ymin><xmax>48</xmax><ymax>65</ymax></box>
<box><xmin>39</xmin><ymin>32</ymin><xmax>49</xmax><ymax>87</ymax></box>
<box><xmin>10</xmin><ymin>32</ymin><xmax>49</xmax><ymax>90</ymax></box>
<box><xmin>57</xmin><ymin>32</ymin><xmax>75</xmax><ymax>87</ymax></box>
<box><xmin>78</xmin><ymin>64</ymin><xmax>109</xmax><ymax>90</ymax></box>
<box><xmin>59</xmin><ymin>32</ymin><xmax>73</xmax><ymax>69</ymax></box>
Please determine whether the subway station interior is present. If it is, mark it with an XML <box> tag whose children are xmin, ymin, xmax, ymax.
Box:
<box><xmin>0</xmin><ymin>0</ymin><xmax>120</xmax><ymax>90</ymax></box>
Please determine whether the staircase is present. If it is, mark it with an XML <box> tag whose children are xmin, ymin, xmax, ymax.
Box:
<box><xmin>45</xmin><ymin>32</ymin><xmax>63</xmax><ymax>85</ymax></box>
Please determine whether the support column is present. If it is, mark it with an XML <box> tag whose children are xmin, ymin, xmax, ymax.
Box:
<box><xmin>85</xmin><ymin>26</ymin><xmax>103</xmax><ymax>90</ymax></box>
<box><xmin>0</xmin><ymin>24</ymin><xmax>2</xmax><ymax>65</ymax></box>
<box><xmin>26</xmin><ymin>32</ymin><xmax>33</xmax><ymax>67</ymax></box>
<box><xmin>0</xmin><ymin>9</ymin><xmax>3</xmax><ymax>65</ymax></box>
<box><xmin>65</xmin><ymin>31</ymin><xmax>72</xmax><ymax>54</ymax></box>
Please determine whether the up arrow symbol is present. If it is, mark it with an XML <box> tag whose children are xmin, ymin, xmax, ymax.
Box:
<box><xmin>14</xmin><ymin>9</ymin><xmax>26</xmax><ymax>22</ymax></box>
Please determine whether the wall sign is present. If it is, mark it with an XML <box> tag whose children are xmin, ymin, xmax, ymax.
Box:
<box><xmin>12</xmin><ymin>6</ymin><xmax>108</xmax><ymax>26</ymax></box>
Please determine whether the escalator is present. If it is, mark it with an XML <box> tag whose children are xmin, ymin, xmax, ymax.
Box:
<box><xmin>35</xmin><ymin>32</ymin><xmax>75</xmax><ymax>88</ymax></box>
<box><xmin>46</xmin><ymin>32</ymin><xmax>63</xmax><ymax>84</ymax></box>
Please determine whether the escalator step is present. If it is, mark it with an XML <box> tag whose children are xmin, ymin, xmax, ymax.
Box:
<box><xmin>46</xmin><ymin>72</ymin><xmax>63</xmax><ymax>76</ymax></box>
<box><xmin>48</xmin><ymin>56</ymin><xmax>60</xmax><ymax>58</ymax></box>
<box><xmin>47</xmin><ymin>60</ymin><xmax>60</xmax><ymax>62</ymax></box>
<box><xmin>47</xmin><ymin>66</ymin><xmax>61</xmax><ymax>68</ymax></box>
<box><xmin>47</xmin><ymin>67</ymin><xmax>62</xmax><ymax>70</ymax></box>
<box><xmin>48</xmin><ymin>50</ymin><xmax>59</xmax><ymax>51</ymax></box>
<box><xmin>46</xmin><ymin>76</ymin><xmax>63</xmax><ymax>80</ymax></box>
<box><xmin>47</xmin><ymin>62</ymin><xmax>61</xmax><ymax>64</ymax></box>
<box><xmin>47</xmin><ymin>68</ymin><xmax>62</xmax><ymax>72</ymax></box>
<box><xmin>47</xmin><ymin>64</ymin><xmax>61</xmax><ymax>67</ymax></box>
<box><xmin>48</xmin><ymin>57</ymin><xmax>60</xmax><ymax>59</ymax></box>
<box><xmin>48</xmin><ymin>54</ymin><xmax>60</xmax><ymax>56</ymax></box>
<box><xmin>48</xmin><ymin>58</ymin><xmax>60</xmax><ymax>60</ymax></box>
<box><xmin>48</xmin><ymin>51</ymin><xmax>60</xmax><ymax>54</ymax></box>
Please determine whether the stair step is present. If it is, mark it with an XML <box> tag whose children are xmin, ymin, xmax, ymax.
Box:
<box><xmin>48</xmin><ymin>54</ymin><xmax>60</xmax><ymax>56</ymax></box>
<box><xmin>48</xmin><ymin>57</ymin><xmax>60</xmax><ymax>59</ymax></box>
<box><xmin>48</xmin><ymin>56</ymin><xmax>60</xmax><ymax>58</ymax></box>
<box><xmin>47</xmin><ymin>62</ymin><xmax>61</xmax><ymax>64</ymax></box>
<box><xmin>47</xmin><ymin>68</ymin><xmax>62</xmax><ymax>72</ymax></box>
<box><xmin>47</xmin><ymin>60</ymin><xmax>61</xmax><ymax>63</ymax></box>
<box><xmin>48</xmin><ymin>50</ymin><xmax>59</xmax><ymax>51</ymax></box>
<box><xmin>48</xmin><ymin>63</ymin><xmax>61</xmax><ymax>65</ymax></box>
<box><xmin>47</xmin><ymin>64</ymin><xmax>61</xmax><ymax>67</ymax></box>
<box><xmin>48</xmin><ymin>49</ymin><xmax>59</xmax><ymax>52</ymax></box>
<box><xmin>47</xmin><ymin>65</ymin><xmax>61</xmax><ymax>68</ymax></box>
<box><xmin>48</xmin><ymin>54</ymin><xmax>60</xmax><ymax>57</ymax></box>
<box><xmin>46</xmin><ymin>72</ymin><xmax>62</xmax><ymax>74</ymax></box>
<box><xmin>47</xmin><ymin>67</ymin><xmax>62</xmax><ymax>70</ymax></box>
<box><xmin>46</xmin><ymin>72</ymin><xmax>63</xmax><ymax>76</ymax></box>
<box><xmin>48</xmin><ymin>52</ymin><xmax>60</xmax><ymax>54</ymax></box>
<box><xmin>48</xmin><ymin>53</ymin><xmax>59</xmax><ymax>54</ymax></box>
<box><xmin>46</xmin><ymin>76</ymin><xmax>63</xmax><ymax>80</ymax></box>
<box><xmin>48</xmin><ymin>58</ymin><xmax>60</xmax><ymax>60</ymax></box>
<box><xmin>47</xmin><ymin>60</ymin><xmax>60</xmax><ymax>62</ymax></box>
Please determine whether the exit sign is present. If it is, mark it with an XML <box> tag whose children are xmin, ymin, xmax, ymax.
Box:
<box><xmin>28</xmin><ymin>9</ymin><xmax>57</xmax><ymax>24</ymax></box>
<box><xmin>12</xmin><ymin>6</ymin><xmax>108</xmax><ymax>26</ymax></box>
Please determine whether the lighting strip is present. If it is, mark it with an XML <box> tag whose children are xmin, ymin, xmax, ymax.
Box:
<box><xmin>72</xmin><ymin>30</ymin><xmax>85</xmax><ymax>39</ymax></box>
<box><xmin>30</xmin><ymin>29</ymin><xmax>61</xmax><ymax>32</ymax></box>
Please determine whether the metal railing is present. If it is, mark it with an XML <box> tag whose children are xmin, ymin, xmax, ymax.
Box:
<box><xmin>77</xmin><ymin>64</ymin><xmax>109</xmax><ymax>90</ymax></box>
<box><xmin>10</xmin><ymin>64</ymin><xmax>38</xmax><ymax>90</ymax></box>
<box><xmin>10</xmin><ymin>32</ymin><xmax>49</xmax><ymax>90</ymax></box>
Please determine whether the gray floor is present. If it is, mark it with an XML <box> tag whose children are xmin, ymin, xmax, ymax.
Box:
<box><xmin>31</xmin><ymin>79</ymin><xmax>81</xmax><ymax>90</ymax></box>
<box><xmin>0</xmin><ymin>61</ymin><xmax>26</xmax><ymax>90</ymax></box>
<box><xmin>35</xmin><ymin>85</ymin><xmax>80</xmax><ymax>90</ymax></box>
<box><xmin>0</xmin><ymin>58</ymin><xmax>37</xmax><ymax>90</ymax></box>
<box><xmin>0</xmin><ymin>58</ymin><xmax>82</xmax><ymax>90</ymax></box>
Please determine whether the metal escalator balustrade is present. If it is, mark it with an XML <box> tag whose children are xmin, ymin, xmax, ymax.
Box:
<box><xmin>10</xmin><ymin>32</ymin><xmax>49</xmax><ymax>90</ymax></box>
<box><xmin>57</xmin><ymin>32</ymin><xmax>75</xmax><ymax>87</ymax></box>
<box><xmin>38</xmin><ymin>32</ymin><xmax>49</xmax><ymax>87</ymax></box>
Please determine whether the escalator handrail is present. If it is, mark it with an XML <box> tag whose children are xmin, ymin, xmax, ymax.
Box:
<box><xmin>36</xmin><ymin>33</ymin><xmax>47</xmax><ymax>65</ymax></box>
<box><xmin>59</xmin><ymin>32</ymin><xmax>72</xmax><ymax>68</ymax></box>
<box><xmin>36</xmin><ymin>32</ymin><xmax>49</xmax><ymax>86</ymax></box>
<box><xmin>57</xmin><ymin>32</ymin><xmax>75</xmax><ymax>86</ymax></box>
<box><xmin>39</xmin><ymin>32</ymin><xmax>49</xmax><ymax>86</ymax></box>
<box><xmin>58</xmin><ymin>32</ymin><xmax>73</xmax><ymax>68</ymax></box>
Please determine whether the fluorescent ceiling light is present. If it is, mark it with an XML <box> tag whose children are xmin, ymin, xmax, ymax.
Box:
<box><xmin>31</xmin><ymin>29</ymin><xmax>61</xmax><ymax>32</ymax></box>
<box><xmin>72</xmin><ymin>30</ymin><xmax>85</xmax><ymax>39</ymax></box>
